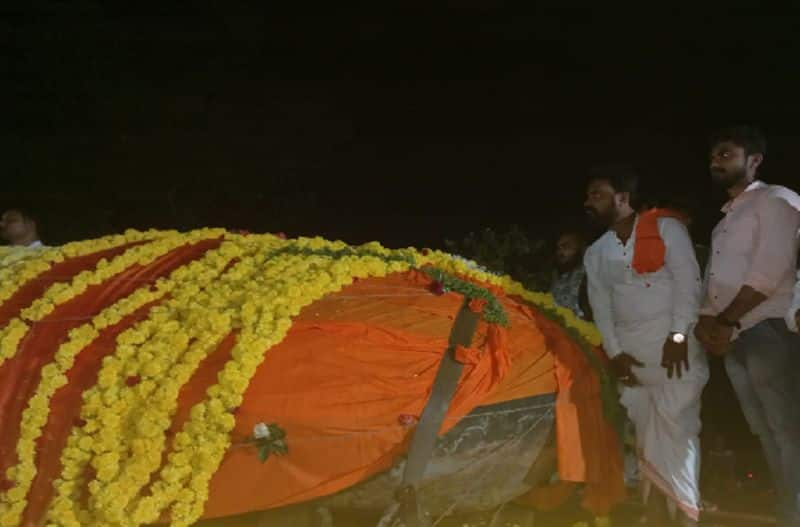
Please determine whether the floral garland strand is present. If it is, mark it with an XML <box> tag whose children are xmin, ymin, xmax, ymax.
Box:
<box><xmin>84</xmin><ymin>243</ymin><xmax>281</xmax><ymax>525</ymax></box>
<box><xmin>0</xmin><ymin>238</ymin><xmax>249</xmax><ymax>527</ymax></box>
<box><xmin>45</xmin><ymin>236</ymin><xmax>282</xmax><ymax>527</ymax></box>
<box><xmin>146</xmin><ymin>249</ymin><xmax>411</xmax><ymax>527</ymax></box>
<box><xmin>0</xmin><ymin>230</ymin><xmax>167</xmax><ymax>312</ymax></box>
<box><xmin>16</xmin><ymin>234</ymin><xmax>617</xmax><ymax>527</ymax></box>
<box><xmin>0</xmin><ymin>229</ymin><xmax>225</xmax><ymax>367</ymax></box>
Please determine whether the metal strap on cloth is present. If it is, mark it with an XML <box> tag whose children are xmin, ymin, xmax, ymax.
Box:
<box><xmin>397</xmin><ymin>297</ymin><xmax>480</xmax><ymax>526</ymax></box>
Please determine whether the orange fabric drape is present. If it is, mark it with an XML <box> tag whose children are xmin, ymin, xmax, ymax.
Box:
<box><xmin>0</xmin><ymin>247</ymin><xmax>626</xmax><ymax>524</ymax></box>
<box><xmin>632</xmin><ymin>208</ymin><xmax>685</xmax><ymax>274</ymax></box>
<box><xmin>511</xmin><ymin>303</ymin><xmax>626</xmax><ymax>515</ymax></box>
<box><xmin>196</xmin><ymin>273</ymin><xmax>556</xmax><ymax>518</ymax></box>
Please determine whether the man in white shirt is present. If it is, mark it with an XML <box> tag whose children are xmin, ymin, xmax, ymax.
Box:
<box><xmin>0</xmin><ymin>208</ymin><xmax>44</xmax><ymax>248</ymax></box>
<box><xmin>583</xmin><ymin>166</ymin><xmax>708</xmax><ymax>526</ymax></box>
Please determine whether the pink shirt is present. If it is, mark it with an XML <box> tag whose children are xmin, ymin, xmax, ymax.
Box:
<box><xmin>701</xmin><ymin>181</ymin><xmax>800</xmax><ymax>335</ymax></box>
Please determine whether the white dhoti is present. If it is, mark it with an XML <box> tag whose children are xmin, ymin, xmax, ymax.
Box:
<box><xmin>584</xmin><ymin>216</ymin><xmax>710</xmax><ymax>522</ymax></box>
<box><xmin>617</xmin><ymin>318</ymin><xmax>709</xmax><ymax>521</ymax></box>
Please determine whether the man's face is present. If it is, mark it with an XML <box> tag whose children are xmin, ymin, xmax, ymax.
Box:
<box><xmin>555</xmin><ymin>234</ymin><xmax>583</xmax><ymax>270</ymax></box>
<box><xmin>709</xmin><ymin>141</ymin><xmax>760</xmax><ymax>190</ymax></box>
<box><xmin>584</xmin><ymin>179</ymin><xmax>621</xmax><ymax>228</ymax></box>
<box><xmin>0</xmin><ymin>210</ymin><xmax>34</xmax><ymax>244</ymax></box>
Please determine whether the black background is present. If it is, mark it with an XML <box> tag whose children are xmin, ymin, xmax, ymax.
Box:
<box><xmin>4</xmin><ymin>4</ymin><xmax>800</xmax><ymax>249</ymax></box>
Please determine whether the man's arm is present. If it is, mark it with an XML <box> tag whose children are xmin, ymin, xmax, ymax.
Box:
<box><xmin>661</xmin><ymin>218</ymin><xmax>702</xmax><ymax>334</ymax></box>
<box><xmin>583</xmin><ymin>248</ymin><xmax>623</xmax><ymax>358</ymax></box>
<box><xmin>787</xmin><ymin>270</ymin><xmax>800</xmax><ymax>333</ymax></box>
<box><xmin>718</xmin><ymin>197</ymin><xmax>800</xmax><ymax>325</ymax></box>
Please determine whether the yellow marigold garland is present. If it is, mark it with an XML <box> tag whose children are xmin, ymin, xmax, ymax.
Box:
<box><xmin>0</xmin><ymin>229</ymin><xmax>225</xmax><ymax>368</ymax></box>
<box><xmin>0</xmin><ymin>230</ymin><xmax>165</xmax><ymax>313</ymax></box>
<box><xmin>45</xmin><ymin>235</ymin><xmax>281</xmax><ymax>527</ymax></box>
<box><xmin>0</xmin><ymin>237</ymin><xmax>249</xmax><ymax>527</ymax></box>
<box><xmin>154</xmin><ymin>242</ymin><xmax>413</xmax><ymax>526</ymax></box>
<box><xmin>86</xmin><ymin>242</ymin><xmax>277</xmax><ymax>525</ymax></box>
<box><xmin>0</xmin><ymin>232</ymin><xmax>607</xmax><ymax>527</ymax></box>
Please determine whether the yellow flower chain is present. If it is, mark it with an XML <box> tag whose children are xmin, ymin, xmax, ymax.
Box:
<box><xmin>157</xmin><ymin>247</ymin><xmax>411</xmax><ymax>526</ymax></box>
<box><xmin>0</xmin><ymin>231</ymin><xmax>162</xmax><ymax>312</ymax></box>
<box><xmin>0</xmin><ymin>237</ymin><xmax>247</xmax><ymax>527</ymax></box>
<box><xmin>84</xmin><ymin>240</ymin><xmax>279</xmax><ymax>525</ymax></box>
<box><xmin>0</xmin><ymin>229</ymin><xmax>225</xmax><ymax>368</ymax></box>
<box><xmin>0</xmin><ymin>232</ymin><xmax>604</xmax><ymax>527</ymax></box>
<box><xmin>45</xmin><ymin>235</ymin><xmax>280</xmax><ymax>527</ymax></box>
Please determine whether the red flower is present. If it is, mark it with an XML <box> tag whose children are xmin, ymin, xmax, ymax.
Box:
<box><xmin>276</xmin><ymin>232</ymin><xmax>287</xmax><ymax>240</ymax></box>
<box><xmin>74</xmin><ymin>417</ymin><xmax>87</xmax><ymax>428</ymax></box>
<box><xmin>229</xmin><ymin>406</ymin><xmax>240</xmax><ymax>414</ymax></box>
<box><xmin>125</xmin><ymin>375</ymin><xmax>141</xmax><ymax>387</ymax></box>
<box><xmin>429</xmin><ymin>281</ymin><xmax>446</xmax><ymax>296</ymax></box>
<box><xmin>421</xmin><ymin>248</ymin><xmax>430</xmax><ymax>256</ymax></box>
<box><xmin>0</xmin><ymin>479</ymin><xmax>14</xmax><ymax>491</ymax></box>
<box><xmin>398</xmin><ymin>414</ymin><xmax>418</xmax><ymax>428</ymax></box>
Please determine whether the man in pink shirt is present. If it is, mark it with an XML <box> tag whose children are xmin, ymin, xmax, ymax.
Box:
<box><xmin>695</xmin><ymin>126</ymin><xmax>800</xmax><ymax>526</ymax></box>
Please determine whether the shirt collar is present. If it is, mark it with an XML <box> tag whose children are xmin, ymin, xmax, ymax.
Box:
<box><xmin>721</xmin><ymin>180</ymin><xmax>766</xmax><ymax>213</ymax></box>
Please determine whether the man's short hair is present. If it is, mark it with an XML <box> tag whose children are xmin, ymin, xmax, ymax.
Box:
<box><xmin>709</xmin><ymin>125</ymin><xmax>767</xmax><ymax>156</ymax></box>
<box><xmin>587</xmin><ymin>164</ymin><xmax>640</xmax><ymax>209</ymax></box>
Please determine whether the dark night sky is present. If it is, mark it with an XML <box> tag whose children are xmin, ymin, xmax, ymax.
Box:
<box><xmin>3</xmin><ymin>4</ymin><xmax>800</xmax><ymax>249</ymax></box>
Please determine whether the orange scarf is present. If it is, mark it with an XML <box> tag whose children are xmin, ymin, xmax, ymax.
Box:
<box><xmin>632</xmin><ymin>208</ymin><xmax>684</xmax><ymax>274</ymax></box>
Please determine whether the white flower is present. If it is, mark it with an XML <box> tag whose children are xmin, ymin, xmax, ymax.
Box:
<box><xmin>253</xmin><ymin>422</ymin><xmax>271</xmax><ymax>440</ymax></box>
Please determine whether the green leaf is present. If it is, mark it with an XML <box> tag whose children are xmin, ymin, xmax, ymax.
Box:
<box><xmin>272</xmin><ymin>426</ymin><xmax>286</xmax><ymax>439</ymax></box>
<box><xmin>272</xmin><ymin>439</ymin><xmax>288</xmax><ymax>455</ymax></box>
<box><xmin>258</xmin><ymin>444</ymin><xmax>271</xmax><ymax>463</ymax></box>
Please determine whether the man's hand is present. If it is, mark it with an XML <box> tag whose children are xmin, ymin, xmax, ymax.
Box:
<box><xmin>694</xmin><ymin>315</ymin><xmax>734</xmax><ymax>356</ymax></box>
<box><xmin>694</xmin><ymin>316</ymin><xmax>715</xmax><ymax>349</ymax></box>
<box><xmin>661</xmin><ymin>337</ymin><xmax>689</xmax><ymax>379</ymax></box>
<box><xmin>610</xmin><ymin>353</ymin><xmax>644</xmax><ymax>386</ymax></box>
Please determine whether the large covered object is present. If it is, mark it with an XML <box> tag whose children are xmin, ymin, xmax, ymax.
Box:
<box><xmin>0</xmin><ymin>230</ymin><xmax>622</xmax><ymax>527</ymax></box>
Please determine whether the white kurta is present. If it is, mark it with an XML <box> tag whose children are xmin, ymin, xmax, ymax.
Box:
<box><xmin>584</xmin><ymin>217</ymin><xmax>709</xmax><ymax>521</ymax></box>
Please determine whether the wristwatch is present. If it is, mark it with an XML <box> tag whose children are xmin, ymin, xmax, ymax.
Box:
<box><xmin>669</xmin><ymin>332</ymin><xmax>686</xmax><ymax>344</ymax></box>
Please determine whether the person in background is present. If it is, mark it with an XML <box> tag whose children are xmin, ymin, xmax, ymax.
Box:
<box><xmin>0</xmin><ymin>208</ymin><xmax>44</xmax><ymax>248</ymax></box>
<box><xmin>551</xmin><ymin>229</ymin><xmax>587</xmax><ymax>318</ymax></box>
<box><xmin>694</xmin><ymin>126</ymin><xmax>800</xmax><ymax>526</ymax></box>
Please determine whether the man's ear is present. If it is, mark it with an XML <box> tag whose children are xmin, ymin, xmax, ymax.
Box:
<box><xmin>748</xmin><ymin>153</ymin><xmax>764</xmax><ymax>172</ymax></box>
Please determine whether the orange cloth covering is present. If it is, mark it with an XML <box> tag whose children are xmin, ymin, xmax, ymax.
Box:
<box><xmin>632</xmin><ymin>208</ymin><xmax>685</xmax><ymax>274</ymax></box>
<box><xmin>509</xmin><ymin>303</ymin><xmax>626</xmax><ymax>516</ymax></box>
<box><xmin>0</xmin><ymin>242</ymin><xmax>623</xmax><ymax>524</ymax></box>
